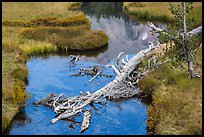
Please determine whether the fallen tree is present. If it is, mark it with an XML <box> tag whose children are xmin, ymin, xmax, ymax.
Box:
<box><xmin>34</xmin><ymin>23</ymin><xmax>202</xmax><ymax>133</ymax></box>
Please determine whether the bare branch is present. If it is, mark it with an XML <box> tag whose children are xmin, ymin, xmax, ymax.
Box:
<box><xmin>53</xmin><ymin>94</ymin><xmax>63</xmax><ymax>108</ymax></box>
<box><xmin>148</xmin><ymin>22</ymin><xmax>202</xmax><ymax>39</ymax></box>
<box><xmin>88</xmin><ymin>71</ymin><xmax>102</xmax><ymax>83</ymax></box>
<box><xmin>126</xmin><ymin>55</ymin><xmax>129</xmax><ymax>62</ymax></box>
<box><xmin>106</xmin><ymin>64</ymin><xmax>120</xmax><ymax>76</ymax></box>
<box><xmin>187</xmin><ymin>26</ymin><xmax>202</xmax><ymax>37</ymax></box>
<box><xmin>117</xmin><ymin>52</ymin><xmax>124</xmax><ymax>72</ymax></box>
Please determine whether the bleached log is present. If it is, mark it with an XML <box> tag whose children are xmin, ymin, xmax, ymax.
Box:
<box><xmin>126</xmin><ymin>55</ymin><xmax>129</xmax><ymax>62</ymax></box>
<box><xmin>35</xmin><ymin>40</ymin><xmax>178</xmax><ymax>128</ymax></box>
<box><xmin>80</xmin><ymin>109</ymin><xmax>91</xmax><ymax>133</ymax></box>
<box><xmin>51</xmin><ymin>109</ymin><xmax>82</xmax><ymax>124</ymax></box>
<box><xmin>35</xmin><ymin>23</ymin><xmax>203</xmax><ymax>132</ymax></box>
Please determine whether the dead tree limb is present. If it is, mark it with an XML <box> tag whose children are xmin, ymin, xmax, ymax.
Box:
<box><xmin>117</xmin><ymin>52</ymin><xmax>124</xmax><ymax>72</ymax></box>
<box><xmin>80</xmin><ymin>109</ymin><xmax>91</xmax><ymax>133</ymax></box>
<box><xmin>34</xmin><ymin>40</ymin><xmax>182</xmax><ymax>132</ymax></box>
<box><xmin>148</xmin><ymin>22</ymin><xmax>202</xmax><ymax>38</ymax></box>
<box><xmin>88</xmin><ymin>71</ymin><xmax>102</xmax><ymax>82</ymax></box>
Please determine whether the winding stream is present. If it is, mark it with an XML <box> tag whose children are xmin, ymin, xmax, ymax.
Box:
<box><xmin>5</xmin><ymin>2</ymin><xmax>165</xmax><ymax>135</ymax></box>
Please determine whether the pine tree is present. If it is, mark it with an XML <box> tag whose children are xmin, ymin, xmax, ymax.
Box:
<box><xmin>158</xmin><ymin>2</ymin><xmax>201</xmax><ymax>78</ymax></box>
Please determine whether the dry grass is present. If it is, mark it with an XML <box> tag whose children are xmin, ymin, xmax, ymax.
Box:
<box><xmin>123</xmin><ymin>2</ymin><xmax>202</xmax><ymax>25</ymax></box>
<box><xmin>2</xmin><ymin>2</ymin><xmax>108</xmax><ymax>55</ymax></box>
<box><xmin>2</xmin><ymin>49</ymin><xmax>28</xmax><ymax>132</ymax></box>
<box><xmin>2</xmin><ymin>2</ymin><xmax>82</xmax><ymax>21</ymax></box>
<box><xmin>138</xmin><ymin>46</ymin><xmax>202</xmax><ymax>135</ymax></box>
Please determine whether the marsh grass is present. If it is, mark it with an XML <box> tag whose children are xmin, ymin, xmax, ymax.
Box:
<box><xmin>19</xmin><ymin>40</ymin><xmax>57</xmax><ymax>55</ymax></box>
<box><xmin>138</xmin><ymin>47</ymin><xmax>202</xmax><ymax>135</ymax></box>
<box><xmin>18</xmin><ymin>21</ymin><xmax>108</xmax><ymax>52</ymax></box>
<box><xmin>124</xmin><ymin>2</ymin><xmax>202</xmax><ymax>25</ymax></box>
<box><xmin>2</xmin><ymin>2</ymin><xmax>108</xmax><ymax>56</ymax></box>
<box><xmin>2</xmin><ymin>2</ymin><xmax>82</xmax><ymax>21</ymax></box>
<box><xmin>2</xmin><ymin>49</ymin><xmax>28</xmax><ymax>132</ymax></box>
<box><xmin>3</xmin><ymin>13</ymin><xmax>90</xmax><ymax>27</ymax></box>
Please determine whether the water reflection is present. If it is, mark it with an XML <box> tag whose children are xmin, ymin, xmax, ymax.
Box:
<box><xmin>6</xmin><ymin>56</ymin><xmax>148</xmax><ymax>135</ymax></box>
<box><xmin>80</xmin><ymin>2</ymin><xmax>159</xmax><ymax>65</ymax></box>
<box><xmin>81</xmin><ymin>2</ymin><xmax>124</xmax><ymax>19</ymax></box>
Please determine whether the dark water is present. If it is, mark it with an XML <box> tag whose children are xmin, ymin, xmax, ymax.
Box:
<box><xmin>5</xmin><ymin>2</ymin><xmax>164</xmax><ymax>135</ymax></box>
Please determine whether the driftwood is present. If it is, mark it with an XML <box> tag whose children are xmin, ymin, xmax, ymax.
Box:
<box><xmin>34</xmin><ymin>23</ymin><xmax>202</xmax><ymax>132</ymax></box>
<box><xmin>34</xmin><ymin>41</ymin><xmax>168</xmax><ymax>132</ymax></box>
<box><xmin>80</xmin><ymin>109</ymin><xmax>91</xmax><ymax>133</ymax></box>
<box><xmin>71</xmin><ymin>65</ymin><xmax>113</xmax><ymax>78</ymax></box>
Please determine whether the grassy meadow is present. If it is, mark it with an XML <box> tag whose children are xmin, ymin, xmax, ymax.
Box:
<box><xmin>137</xmin><ymin>38</ymin><xmax>202</xmax><ymax>135</ymax></box>
<box><xmin>2</xmin><ymin>2</ymin><xmax>108</xmax><ymax>132</ymax></box>
<box><xmin>2</xmin><ymin>2</ymin><xmax>108</xmax><ymax>55</ymax></box>
<box><xmin>123</xmin><ymin>2</ymin><xmax>202</xmax><ymax>28</ymax></box>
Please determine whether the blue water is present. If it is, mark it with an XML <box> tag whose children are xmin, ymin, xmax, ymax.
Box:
<box><xmin>6</xmin><ymin>56</ymin><xmax>147</xmax><ymax>135</ymax></box>
<box><xmin>5</xmin><ymin>2</ymin><xmax>164</xmax><ymax>135</ymax></box>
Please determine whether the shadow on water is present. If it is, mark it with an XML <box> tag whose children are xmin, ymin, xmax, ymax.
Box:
<box><xmin>5</xmin><ymin>2</ymin><xmax>164</xmax><ymax>135</ymax></box>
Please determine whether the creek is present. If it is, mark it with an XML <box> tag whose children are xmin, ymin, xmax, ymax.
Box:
<box><xmin>5</xmin><ymin>2</ymin><xmax>165</xmax><ymax>135</ymax></box>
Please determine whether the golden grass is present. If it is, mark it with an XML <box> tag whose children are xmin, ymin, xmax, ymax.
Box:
<box><xmin>2</xmin><ymin>2</ymin><xmax>82</xmax><ymax>21</ymax></box>
<box><xmin>138</xmin><ymin>46</ymin><xmax>202</xmax><ymax>135</ymax></box>
<box><xmin>19</xmin><ymin>40</ymin><xmax>57</xmax><ymax>55</ymax></box>
<box><xmin>2</xmin><ymin>2</ymin><xmax>108</xmax><ymax>55</ymax></box>
<box><xmin>123</xmin><ymin>2</ymin><xmax>202</xmax><ymax>26</ymax></box>
<box><xmin>2</xmin><ymin>49</ymin><xmax>28</xmax><ymax>132</ymax></box>
<box><xmin>3</xmin><ymin>13</ymin><xmax>90</xmax><ymax>27</ymax></box>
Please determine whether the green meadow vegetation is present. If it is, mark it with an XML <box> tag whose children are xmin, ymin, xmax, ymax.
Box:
<box><xmin>2</xmin><ymin>2</ymin><xmax>108</xmax><ymax>132</ymax></box>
